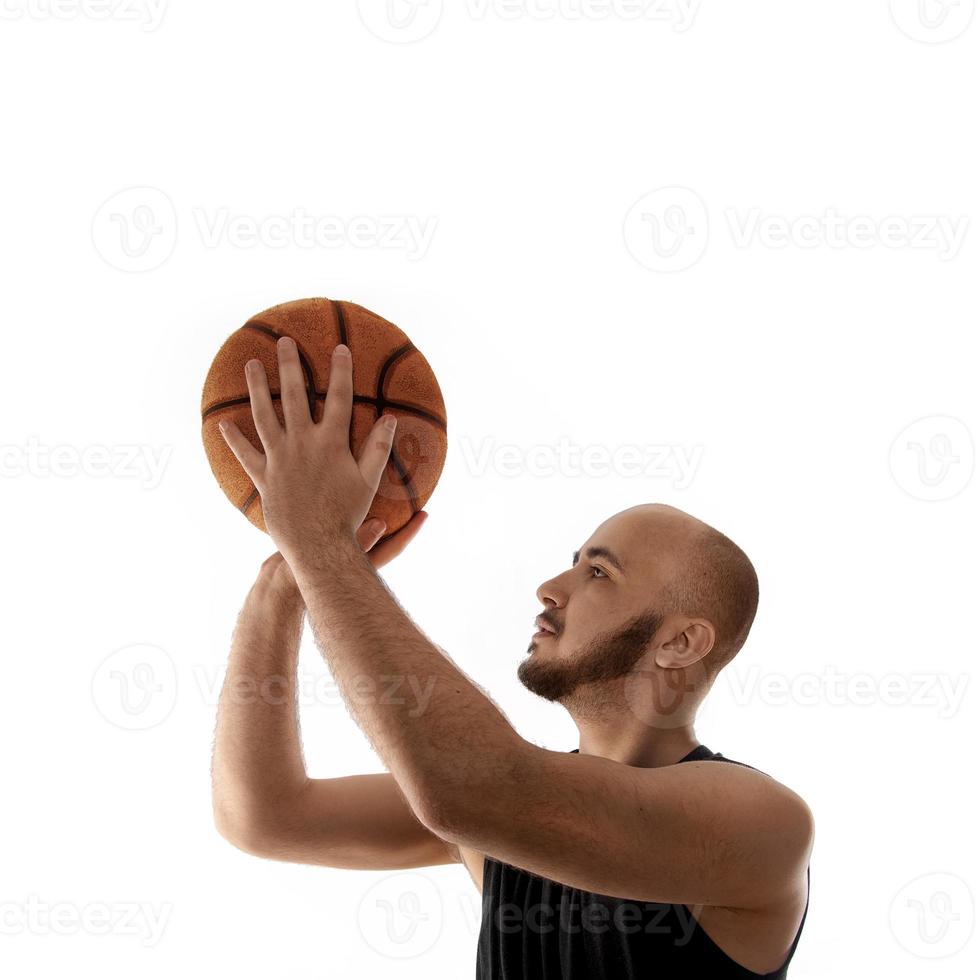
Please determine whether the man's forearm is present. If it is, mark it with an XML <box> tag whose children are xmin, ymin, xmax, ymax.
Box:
<box><xmin>211</xmin><ymin>578</ymin><xmax>309</xmax><ymax>838</ymax></box>
<box><xmin>291</xmin><ymin>533</ymin><xmax>525</xmax><ymax>830</ymax></box>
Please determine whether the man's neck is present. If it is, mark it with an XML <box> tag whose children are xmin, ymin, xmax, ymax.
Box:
<box><xmin>575</xmin><ymin>724</ymin><xmax>701</xmax><ymax>769</ymax></box>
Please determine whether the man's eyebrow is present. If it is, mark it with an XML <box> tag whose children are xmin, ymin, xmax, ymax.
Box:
<box><xmin>571</xmin><ymin>546</ymin><xmax>626</xmax><ymax>574</ymax></box>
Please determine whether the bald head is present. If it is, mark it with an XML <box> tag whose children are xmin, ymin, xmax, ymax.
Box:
<box><xmin>601</xmin><ymin>504</ymin><xmax>759</xmax><ymax>678</ymax></box>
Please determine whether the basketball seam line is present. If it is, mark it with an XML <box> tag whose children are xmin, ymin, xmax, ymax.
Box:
<box><xmin>201</xmin><ymin>393</ymin><xmax>447</xmax><ymax>431</ymax></box>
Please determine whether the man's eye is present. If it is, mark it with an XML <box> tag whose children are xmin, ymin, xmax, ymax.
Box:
<box><xmin>590</xmin><ymin>566</ymin><xmax>607</xmax><ymax>579</ymax></box>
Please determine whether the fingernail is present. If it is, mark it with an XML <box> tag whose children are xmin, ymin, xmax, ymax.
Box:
<box><xmin>383</xmin><ymin>415</ymin><xmax>397</xmax><ymax>430</ymax></box>
<box><xmin>334</xmin><ymin>344</ymin><xmax>350</xmax><ymax>357</ymax></box>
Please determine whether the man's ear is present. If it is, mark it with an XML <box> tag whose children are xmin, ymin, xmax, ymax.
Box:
<box><xmin>654</xmin><ymin>619</ymin><xmax>715</xmax><ymax>669</ymax></box>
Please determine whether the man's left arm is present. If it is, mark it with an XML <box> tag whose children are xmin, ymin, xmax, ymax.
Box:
<box><xmin>293</xmin><ymin>541</ymin><xmax>812</xmax><ymax>912</ymax></box>
<box><xmin>437</xmin><ymin>745</ymin><xmax>814</xmax><ymax>910</ymax></box>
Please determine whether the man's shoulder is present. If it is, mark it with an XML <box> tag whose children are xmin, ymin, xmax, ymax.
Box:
<box><xmin>666</xmin><ymin>751</ymin><xmax>815</xmax><ymax>883</ymax></box>
<box><xmin>691</xmin><ymin>749</ymin><xmax>813</xmax><ymax>823</ymax></box>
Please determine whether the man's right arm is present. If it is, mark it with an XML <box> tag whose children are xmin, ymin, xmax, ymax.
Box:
<box><xmin>210</xmin><ymin>553</ymin><xmax>459</xmax><ymax>870</ymax></box>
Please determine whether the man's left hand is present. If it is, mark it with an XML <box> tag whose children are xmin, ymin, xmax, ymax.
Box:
<box><xmin>217</xmin><ymin>335</ymin><xmax>397</xmax><ymax>571</ymax></box>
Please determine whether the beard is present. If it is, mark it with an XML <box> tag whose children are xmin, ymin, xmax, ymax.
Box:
<box><xmin>517</xmin><ymin>608</ymin><xmax>665</xmax><ymax>704</ymax></box>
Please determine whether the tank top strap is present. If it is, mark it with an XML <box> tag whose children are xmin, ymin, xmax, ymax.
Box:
<box><xmin>568</xmin><ymin>744</ymin><xmax>717</xmax><ymax>763</ymax></box>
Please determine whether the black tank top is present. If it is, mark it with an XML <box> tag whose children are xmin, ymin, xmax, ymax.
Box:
<box><xmin>476</xmin><ymin>744</ymin><xmax>810</xmax><ymax>979</ymax></box>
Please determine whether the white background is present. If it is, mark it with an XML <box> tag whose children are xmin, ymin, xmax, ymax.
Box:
<box><xmin>1</xmin><ymin>1</ymin><xmax>978</xmax><ymax>977</ymax></box>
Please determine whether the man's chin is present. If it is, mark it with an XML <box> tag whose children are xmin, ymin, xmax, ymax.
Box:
<box><xmin>517</xmin><ymin>661</ymin><xmax>570</xmax><ymax>702</ymax></box>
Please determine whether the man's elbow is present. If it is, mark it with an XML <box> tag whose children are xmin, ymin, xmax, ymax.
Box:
<box><xmin>413</xmin><ymin>790</ymin><xmax>467</xmax><ymax>842</ymax></box>
<box><xmin>213</xmin><ymin>800</ymin><xmax>284</xmax><ymax>859</ymax></box>
<box><xmin>413</xmin><ymin>772</ymin><xmax>511</xmax><ymax>844</ymax></box>
<box><xmin>416</xmin><ymin>740</ymin><xmax>535</xmax><ymax>842</ymax></box>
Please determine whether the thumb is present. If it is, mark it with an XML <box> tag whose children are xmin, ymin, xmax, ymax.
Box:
<box><xmin>356</xmin><ymin>517</ymin><xmax>387</xmax><ymax>552</ymax></box>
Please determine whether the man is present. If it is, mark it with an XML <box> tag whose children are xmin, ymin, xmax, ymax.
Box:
<box><xmin>211</xmin><ymin>336</ymin><xmax>814</xmax><ymax>977</ymax></box>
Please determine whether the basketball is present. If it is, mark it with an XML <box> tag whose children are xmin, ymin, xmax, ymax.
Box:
<box><xmin>201</xmin><ymin>297</ymin><xmax>447</xmax><ymax>544</ymax></box>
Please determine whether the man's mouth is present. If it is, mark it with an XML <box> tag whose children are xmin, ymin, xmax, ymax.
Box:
<box><xmin>533</xmin><ymin>616</ymin><xmax>558</xmax><ymax>636</ymax></box>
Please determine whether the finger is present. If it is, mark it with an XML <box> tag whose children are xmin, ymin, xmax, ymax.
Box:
<box><xmin>219</xmin><ymin>419</ymin><xmax>267</xmax><ymax>485</ymax></box>
<box><xmin>244</xmin><ymin>359</ymin><xmax>282</xmax><ymax>450</ymax></box>
<box><xmin>276</xmin><ymin>335</ymin><xmax>312</xmax><ymax>430</ymax></box>
<box><xmin>357</xmin><ymin>415</ymin><xmax>397</xmax><ymax>493</ymax></box>
<box><xmin>255</xmin><ymin>551</ymin><xmax>286</xmax><ymax>580</ymax></box>
<box><xmin>365</xmin><ymin>511</ymin><xmax>428</xmax><ymax>570</ymax></box>
<box><xmin>355</xmin><ymin>518</ymin><xmax>387</xmax><ymax>553</ymax></box>
<box><xmin>320</xmin><ymin>344</ymin><xmax>353</xmax><ymax>441</ymax></box>
<box><xmin>260</xmin><ymin>551</ymin><xmax>285</xmax><ymax>572</ymax></box>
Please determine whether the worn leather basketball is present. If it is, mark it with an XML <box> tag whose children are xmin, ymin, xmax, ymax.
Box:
<box><xmin>201</xmin><ymin>297</ymin><xmax>447</xmax><ymax>544</ymax></box>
